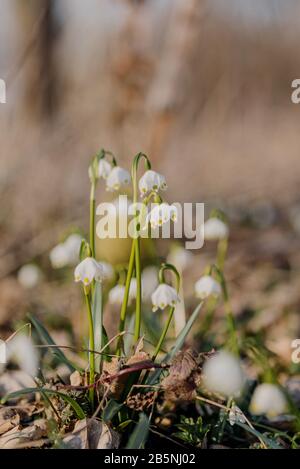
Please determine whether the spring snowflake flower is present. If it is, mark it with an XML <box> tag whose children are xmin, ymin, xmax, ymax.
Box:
<box><xmin>151</xmin><ymin>283</ymin><xmax>180</xmax><ymax>312</ymax></box>
<box><xmin>139</xmin><ymin>170</ymin><xmax>167</xmax><ymax>197</ymax></box>
<box><xmin>108</xmin><ymin>279</ymin><xmax>137</xmax><ymax>305</ymax></box>
<box><xmin>74</xmin><ymin>257</ymin><xmax>104</xmax><ymax>286</ymax></box>
<box><xmin>98</xmin><ymin>159</ymin><xmax>112</xmax><ymax>179</ymax></box>
<box><xmin>249</xmin><ymin>383</ymin><xmax>288</xmax><ymax>418</ymax></box>
<box><xmin>203</xmin><ymin>350</ymin><xmax>245</xmax><ymax>398</ymax></box>
<box><xmin>17</xmin><ymin>264</ymin><xmax>41</xmax><ymax>289</ymax></box>
<box><xmin>204</xmin><ymin>218</ymin><xmax>229</xmax><ymax>241</ymax></box>
<box><xmin>194</xmin><ymin>275</ymin><xmax>221</xmax><ymax>300</ymax></box>
<box><xmin>50</xmin><ymin>234</ymin><xmax>81</xmax><ymax>269</ymax></box>
<box><xmin>7</xmin><ymin>335</ymin><xmax>38</xmax><ymax>377</ymax></box>
<box><xmin>98</xmin><ymin>261</ymin><xmax>114</xmax><ymax>281</ymax></box>
<box><xmin>106</xmin><ymin>166</ymin><xmax>131</xmax><ymax>191</ymax></box>
<box><xmin>146</xmin><ymin>203</ymin><xmax>178</xmax><ymax>229</ymax></box>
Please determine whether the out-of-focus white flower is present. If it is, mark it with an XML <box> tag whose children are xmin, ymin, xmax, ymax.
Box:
<box><xmin>229</xmin><ymin>405</ymin><xmax>246</xmax><ymax>426</ymax></box>
<box><xmin>50</xmin><ymin>234</ymin><xmax>81</xmax><ymax>269</ymax></box>
<box><xmin>106</xmin><ymin>166</ymin><xmax>131</xmax><ymax>191</ymax></box>
<box><xmin>249</xmin><ymin>383</ymin><xmax>288</xmax><ymax>418</ymax></box>
<box><xmin>98</xmin><ymin>159</ymin><xmax>112</xmax><ymax>179</ymax></box>
<box><xmin>203</xmin><ymin>350</ymin><xmax>245</xmax><ymax>398</ymax></box>
<box><xmin>7</xmin><ymin>335</ymin><xmax>38</xmax><ymax>377</ymax></box>
<box><xmin>204</xmin><ymin>218</ymin><xmax>229</xmax><ymax>241</ymax></box>
<box><xmin>151</xmin><ymin>283</ymin><xmax>180</xmax><ymax>312</ymax></box>
<box><xmin>146</xmin><ymin>203</ymin><xmax>177</xmax><ymax>229</ymax></box>
<box><xmin>108</xmin><ymin>279</ymin><xmax>137</xmax><ymax>305</ymax></box>
<box><xmin>139</xmin><ymin>170</ymin><xmax>167</xmax><ymax>197</ymax></box>
<box><xmin>64</xmin><ymin>234</ymin><xmax>82</xmax><ymax>264</ymax></box>
<box><xmin>98</xmin><ymin>261</ymin><xmax>114</xmax><ymax>281</ymax></box>
<box><xmin>17</xmin><ymin>264</ymin><xmax>42</xmax><ymax>289</ymax></box>
<box><xmin>194</xmin><ymin>275</ymin><xmax>221</xmax><ymax>300</ymax></box>
<box><xmin>141</xmin><ymin>266</ymin><xmax>159</xmax><ymax>301</ymax></box>
<box><xmin>167</xmin><ymin>246</ymin><xmax>193</xmax><ymax>271</ymax></box>
<box><xmin>74</xmin><ymin>257</ymin><xmax>104</xmax><ymax>286</ymax></box>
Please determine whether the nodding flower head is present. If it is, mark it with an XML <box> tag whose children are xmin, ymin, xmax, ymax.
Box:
<box><xmin>50</xmin><ymin>234</ymin><xmax>81</xmax><ymax>269</ymax></box>
<box><xmin>17</xmin><ymin>264</ymin><xmax>42</xmax><ymax>289</ymax></box>
<box><xmin>139</xmin><ymin>170</ymin><xmax>167</xmax><ymax>197</ymax></box>
<box><xmin>74</xmin><ymin>257</ymin><xmax>104</xmax><ymax>286</ymax></box>
<box><xmin>146</xmin><ymin>203</ymin><xmax>178</xmax><ymax>229</ymax></box>
<box><xmin>7</xmin><ymin>334</ymin><xmax>38</xmax><ymax>377</ymax></box>
<box><xmin>106</xmin><ymin>166</ymin><xmax>131</xmax><ymax>192</ymax></box>
<box><xmin>151</xmin><ymin>283</ymin><xmax>180</xmax><ymax>312</ymax></box>
<box><xmin>108</xmin><ymin>279</ymin><xmax>137</xmax><ymax>305</ymax></box>
<box><xmin>98</xmin><ymin>261</ymin><xmax>114</xmax><ymax>281</ymax></box>
<box><xmin>249</xmin><ymin>383</ymin><xmax>288</xmax><ymax>418</ymax></box>
<box><xmin>194</xmin><ymin>275</ymin><xmax>221</xmax><ymax>300</ymax></box>
<box><xmin>98</xmin><ymin>159</ymin><xmax>112</xmax><ymax>179</ymax></box>
<box><xmin>204</xmin><ymin>217</ymin><xmax>229</xmax><ymax>241</ymax></box>
<box><xmin>203</xmin><ymin>350</ymin><xmax>245</xmax><ymax>398</ymax></box>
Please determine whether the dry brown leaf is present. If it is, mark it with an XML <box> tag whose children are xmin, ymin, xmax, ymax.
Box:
<box><xmin>64</xmin><ymin>418</ymin><xmax>120</xmax><ymax>449</ymax></box>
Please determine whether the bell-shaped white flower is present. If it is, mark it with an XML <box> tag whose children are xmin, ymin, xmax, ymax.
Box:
<box><xmin>146</xmin><ymin>203</ymin><xmax>178</xmax><ymax>229</ymax></box>
<box><xmin>98</xmin><ymin>261</ymin><xmax>114</xmax><ymax>281</ymax></box>
<box><xmin>249</xmin><ymin>383</ymin><xmax>288</xmax><ymax>418</ymax></box>
<box><xmin>141</xmin><ymin>266</ymin><xmax>159</xmax><ymax>301</ymax></box>
<box><xmin>7</xmin><ymin>335</ymin><xmax>38</xmax><ymax>377</ymax></box>
<box><xmin>108</xmin><ymin>279</ymin><xmax>137</xmax><ymax>305</ymax></box>
<box><xmin>204</xmin><ymin>218</ymin><xmax>229</xmax><ymax>241</ymax></box>
<box><xmin>74</xmin><ymin>257</ymin><xmax>104</xmax><ymax>286</ymax></box>
<box><xmin>194</xmin><ymin>275</ymin><xmax>221</xmax><ymax>300</ymax></box>
<box><xmin>98</xmin><ymin>159</ymin><xmax>112</xmax><ymax>179</ymax></box>
<box><xmin>203</xmin><ymin>350</ymin><xmax>245</xmax><ymax>398</ymax></box>
<box><xmin>151</xmin><ymin>283</ymin><xmax>180</xmax><ymax>312</ymax></box>
<box><xmin>106</xmin><ymin>166</ymin><xmax>131</xmax><ymax>191</ymax></box>
<box><xmin>17</xmin><ymin>264</ymin><xmax>42</xmax><ymax>289</ymax></box>
<box><xmin>139</xmin><ymin>170</ymin><xmax>167</xmax><ymax>197</ymax></box>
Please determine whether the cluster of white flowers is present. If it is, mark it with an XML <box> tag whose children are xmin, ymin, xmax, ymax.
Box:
<box><xmin>204</xmin><ymin>217</ymin><xmax>229</xmax><ymax>241</ymax></box>
<box><xmin>151</xmin><ymin>283</ymin><xmax>180</xmax><ymax>312</ymax></box>
<box><xmin>202</xmin><ymin>350</ymin><xmax>245</xmax><ymax>398</ymax></box>
<box><xmin>194</xmin><ymin>275</ymin><xmax>221</xmax><ymax>300</ymax></box>
<box><xmin>50</xmin><ymin>233</ymin><xmax>82</xmax><ymax>269</ymax></box>
<box><xmin>139</xmin><ymin>170</ymin><xmax>167</xmax><ymax>197</ymax></box>
<box><xmin>249</xmin><ymin>383</ymin><xmax>287</xmax><ymax>418</ymax></box>
<box><xmin>17</xmin><ymin>264</ymin><xmax>42</xmax><ymax>289</ymax></box>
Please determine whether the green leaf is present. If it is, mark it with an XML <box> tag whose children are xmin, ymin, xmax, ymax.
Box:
<box><xmin>146</xmin><ymin>302</ymin><xmax>203</xmax><ymax>385</ymax></box>
<box><xmin>126</xmin><ymin>413</ymin><xmax>150</xmax><ymax>449</ymax></box>
<box><xmin>236</xmin><ymin>422</ymin><xmax>283</xmax><ymax>449</ymax></box>
<box><xmin>102</xmin><ymin>399</ymin><xmax>123</xmax><ymax>422</ymax></box>
<box><xmin>29</xmin><ymin>314</ymin><xmax>77</xmax><ymax>372</ymax></box>
<box><xmin>1</xmin><ymin>388</ymin><xmax>85</xmax><ymax>420</ymax></box>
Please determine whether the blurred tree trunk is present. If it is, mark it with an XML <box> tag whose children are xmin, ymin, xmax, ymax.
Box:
<box><xmin>14</xmin><ymin>0</ymin><xmax>59</xmax><ymax>121</ymax></box>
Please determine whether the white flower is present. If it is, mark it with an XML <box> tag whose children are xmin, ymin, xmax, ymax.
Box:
<box><xmin>7</xmin><ymin>335</ymin><xmax>38</xmax><ymax>377</ymax></box>
<box><xmin>139</xmin><ymin>170</ymin><xmax>167</xmax><ymax>197</ymax></box>
<box><xmin>74</xmin><ymin>257</ymin><xmax>104</xmax><ymax>286</ymax></box>
<box><xmin>146</xmin><ymin>203</ymin><xmax>178</xmax><ymax>229</ymax></box>
<box><xmin>106</xmin><ymin>166</ymin><xmax>131</xmax><ymax>191</ymax></box>
<box><xmin>203</xmin><ymin>350</ymin><xmax>245</xmax><ymax>398</ymax></box>
<box><xmin>204</xmin><ymin>218</ymin><xmax>229</xmax><ymax>241</ymax></box>
<box><xmin>141</xmin><ymin>266</ymin><xmax>159</xmax><ymax>301</ymax></box>
<box><xmin>151</xmin><ymin>283</ymin><xmax>180</xmax><ymax>312</ymax></box>
<box><xmin>64</xmin><ymin>233</ymin><xmax>82</xmax><ymax>264</ymax></box>
<box><xmin>167</xmin><ymin>246</ymin><xmax>193</xmax><ymax>271</ymax></box>
<box><xmin>249</xmin><ymin>384</ymin><xmax>288</xmax><ymax>418</ymax></box>
<box><xmin>194</xmin><ymin>275</ymin><xmax>221</xmax><ymax>300</ymax></box>
<box><xmin>98</xmin><ymin>159</ymin><xmax>112</xmax><ymax>179</ymax></box>
<box><xmin>108</xmin><ymin>279</ymin><xmax>137</xmax><ymax>305</ymax></box>
<box><xmin>229</xmin><ymin>405</ymin><xmax>246</xmax><ymax>426</ymax></box>
<box><xmin>98</xmin><ymin>261</ymin><xmax>114</xmax><ymax>281</ymax></box>
<box><xmin>17</xmin><ymin>264</ymin><xmax>41</xmax><ymax>289</ymax></box>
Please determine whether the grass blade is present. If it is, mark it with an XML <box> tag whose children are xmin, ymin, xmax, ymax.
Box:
<box><xmin>126</xmin><ymin>413</ymin><xmax>150</xmax><ymax>449</ymax></box>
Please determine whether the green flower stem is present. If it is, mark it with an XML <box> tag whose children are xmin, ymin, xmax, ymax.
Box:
<box><xmin>152</xmin><ymin>263</ymin><xmax>181</xmax><ymax>361</ymax></box>
<box><xmin>89</xmin><ymin>180</ymin><xmax>96</xmax><ymax>259</ymax></box>
<box><xmin>118</xmin><ymin>241</ymin><xmax>135</xmax><ymax>336</ymax></box>
<box><xmin>133</xmin><ymin>237</ymin><xmax>142</xmax><ymax>342</ymax></box>
<box><xmin>152</xmin><ymin>306</ymin><xmax>174</xmax><ymax>361</ymax></box>
<box><xmin>84</xmin><ymin>289</ymin><xmax>95</xmax><ymax>406</ymax></box>
<box><xmin>216</xmin><ymin>238</ymin><xmax>228</xmax><ymax>271</ymax></box>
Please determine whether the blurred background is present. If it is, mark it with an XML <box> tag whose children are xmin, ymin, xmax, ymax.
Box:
<box><xmin>1</xmin><ymin>0</ymin><xmax>300</xmax><ymax>361</ymax></box>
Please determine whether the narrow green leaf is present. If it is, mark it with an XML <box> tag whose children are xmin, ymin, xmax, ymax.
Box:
<box><xmin>29</xmin><ymin>314</ymin><xmax>76</xmax><ymax>372</ymax></box>
<box><xmin>126</xmin><ymin>413</ymin><xmax>150</xmax><ymax>449</ymax></box>
<box><xmin>236</xmin><ymin>422</ymin><xmax>282</xmax><ymax>449</ymax></box>
<box><xmin>102</xmin><ymin>399</ymin><xmax>123</xmax><ymax>422</ymax></box>
<box><xmin>1</xmin><ymin>388</ymin><xmax>85</xmax><ymax>420</ymax></box>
